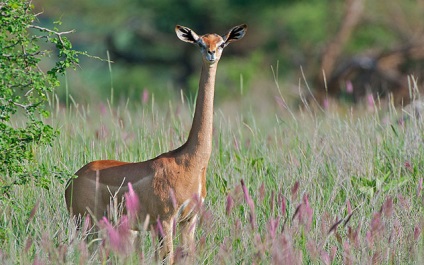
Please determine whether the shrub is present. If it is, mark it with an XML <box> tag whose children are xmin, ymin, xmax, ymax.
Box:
<box><xmin>0</xmin><ymin>0</ymin><xmax>81</xmax><ymax>195</ymax></box>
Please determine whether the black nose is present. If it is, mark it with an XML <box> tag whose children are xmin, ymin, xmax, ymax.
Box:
<box><xmin>207</xmin><ymin>50</ymin><xmax>215</xmax><ymax>54</ymax></box>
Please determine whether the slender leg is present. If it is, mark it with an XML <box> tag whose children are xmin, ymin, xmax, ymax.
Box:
<box><xmin>157</xmin><ymin>219</ymin><xmax>174</xmax><ymax>265</ymax></box>
<box><xmin>179</xmin><ymin>214</ymin><xmax>198</xmax><ymax>261</ymax></box>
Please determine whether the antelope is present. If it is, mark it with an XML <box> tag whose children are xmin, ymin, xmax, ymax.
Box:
<box><xmin>65</xmin><ymin>24</ymin><xmax>247</xmax><ymax>263</ymax></box>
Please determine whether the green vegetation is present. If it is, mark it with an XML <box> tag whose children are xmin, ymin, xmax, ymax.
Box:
<box><xmin>1</xmin><ymin>0</ymin><xmax>424</xmax><ymax>264</ymax></box>
<box><xmin>0</xmin><ymin>90</ymin><xmax>423</xmax><ymax>263</ymax></box>
<box><xmin>34</xmin><ymin>0</ymin><xmax>424</xmax><ymax>104</ymax></box>
<box><xmin>0</xmin><ymin>0</ymin><xmax>82</xmax><ymax>195</ymax></box>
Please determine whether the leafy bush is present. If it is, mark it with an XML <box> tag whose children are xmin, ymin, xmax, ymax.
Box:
<box><xmin>0</xmin><ymin>0</ymin><xmax>81</xmax><ymax>195</ymax></box>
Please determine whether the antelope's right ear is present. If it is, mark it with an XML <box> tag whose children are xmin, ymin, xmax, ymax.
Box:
<box><xmin>175</xmin><ymin>25</ymin><xmax>200</xmax><ymax>44</ymax></box>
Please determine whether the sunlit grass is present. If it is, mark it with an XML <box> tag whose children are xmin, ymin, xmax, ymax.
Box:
<box><xmin>1</xmin><ymin>87</ymin><xmax>424</xmax><ymax>264</ymax></box>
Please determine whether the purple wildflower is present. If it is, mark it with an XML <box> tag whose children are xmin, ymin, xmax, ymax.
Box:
<box><xmin>125</xmin><ymin>182</ymin><xmax>140</xmax><ymax>220</ymax></box>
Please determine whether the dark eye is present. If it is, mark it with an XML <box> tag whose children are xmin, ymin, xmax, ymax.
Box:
<box><xmin>219</xmin><ymin>43</ymin><xmax>226</xmax><ymax>49</ymax></box>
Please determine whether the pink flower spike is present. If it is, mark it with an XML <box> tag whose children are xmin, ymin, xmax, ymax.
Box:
<box><xmin>267</xmin><ymin>218</ymin><xmax>279</xmax><ymax>239</ymax></box>
<box><xmin>382</xmin><ymin>197</ymin><xmax>393</xmax><ymax>218</ymax></box>
<box><xmin>281</xmin><ymin>195</ymin><xmax>286</xmax><ymax>216</ymax></box>
<box><xmin>100</xmin><ymin>217</ymin><xmax>122</xmax><ymax>252</ymax></box>
<box><xmin>346</xmin><ymin>200</ymin><xmax>352</xmax><ymax>215</ymax></box>
<box><xmin>125</xmin><ymin>183</ymin><xmax>140</xmax><ymax>217</ymax></box>
<box><xmin>302</xmin><ymin>194</ymin><xmax>314</xmax><ymax>231</ymax></box>
<box><xmin>291</xmin><ymin>181</ymin><xmax>299</xmax><ymax>200</ymax></box>
<box><xmin>142</xmin><ymin>89</ymin><xmax>149</xmax><ymax>104</ymax></box>
<box><xmin>323</xmin><ymin>98</ymin><xmax>330</xmax><ymax>110</ymax></box>
<box><xmin>346</xmin><ymin>80</ymin><xmax>354</xmax><ymax>93</ymax></box>
<box><xmin>320</xmin><ymin>250</ymin><xmax>330</xmax><ymax>265</ymax></box>
<box><xmin>414</xmin><ymin>226</ymin><xmax>421</xmax><ymax>241</ymax></box>
<box><xmin>225</xmin><ymin>194</ymin><xmax>233</xmax><ymax>216</ymax></box>
<box><xmin>240</xmin><ymin>179</ymin><xmax>250</xmax><ymax>203</ymax></box>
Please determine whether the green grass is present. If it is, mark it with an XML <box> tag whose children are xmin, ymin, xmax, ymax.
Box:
<box><xmin>1</xmin><ymin>91</ymin><xmax>424</xmax><ymax>264</ymax></box>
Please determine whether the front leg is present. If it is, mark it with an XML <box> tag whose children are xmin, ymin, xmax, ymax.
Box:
<box><xmin>179</xmin><ymin>214</ymin><xmax>198</xmax><ymax>261</ymax></box>
<box><xmin>156</xmin><ymin>219</ymin><xmax>174</xmax><ymax>265</ymax></box>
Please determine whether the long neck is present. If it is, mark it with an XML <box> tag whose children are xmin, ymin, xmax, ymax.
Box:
<box><xmin>183</xmin><ymin>62</ymin><xmax>217</xmax><ymax>161</ymax></box>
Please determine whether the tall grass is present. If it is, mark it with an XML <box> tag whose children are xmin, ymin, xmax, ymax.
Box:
<box><xmin>0</xmin><ymin>85</ymin><xmax>423</xmax><ymax>264</ymax></box>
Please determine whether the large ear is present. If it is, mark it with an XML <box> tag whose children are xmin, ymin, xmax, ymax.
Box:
<box><xmin>223</xmin><ymin>24</ymin><xmax>247</xmax><ymax>46</ymax></box>
<box><xmin>175</xmin><ymin>25</ymin><xmax>200</xmax><ymax>44</ymax></box>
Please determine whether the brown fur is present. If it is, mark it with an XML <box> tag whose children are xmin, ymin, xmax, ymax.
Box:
<box><xmin>65</xmin><ymin>24</ymin><xmax>247</xmax><ymax>264</ymax></box>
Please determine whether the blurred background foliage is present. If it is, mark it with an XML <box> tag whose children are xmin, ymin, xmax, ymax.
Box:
<box><xmin>34</xmin><ymin>0</ymin><xmax>424</xmax><ymax>107</ymax></box>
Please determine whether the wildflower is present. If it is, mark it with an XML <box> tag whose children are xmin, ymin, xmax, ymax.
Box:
<box><xmin>320</xmin><ymin>250</ymin><xmax>331</xmax><ymax>265</ymax></box>
<box><xmin>346</xmin><ymin>200</ymin><xmax>352</xmax><ymax>215</ymax></box>
<box><xmin>267</xmin><ymin>218</ymin><xmax>279</xmax><ymax>240</ymax></box>
<box><xmin>125</xmin><ymin>182</ymin><xmax>140</xmax><ymax>220</ymax></box>
<box><xmin>414</xmin><ymin>225</ymin><xmax>421</xmax><ymax>241</ymax></box>
<box><xmin>367</xmin><ymin>93</ymin><xmax>375</xmax><ymax>111</ymax></box>
<box><xmin>346</xmin><ymin>80</ymin><xmax>354</xmax><ymax>93</ymax></box>
<box><xmin>241</xmin><ymin>179</ymin><xmax>256</xmax><ymax>230</ymax></box>
<box><xmin>258</xmin><ymin>183</ymin><xmax>265</xmax><ymax>202</ymax></box>
<box><xmin>28</xmin><ymin>201</ymin><xmax>39</xmax><ymax>223</ymax></box>
<box><xmin>280</xmin><ymin>195</ymin><xmax>287</xmax><ymax>217</ymax></box>
<box><xmin>291</xmin><ymin>181</ymin><xmax>299</xmax><ymax>200</ymax></box>
<box><xmin>343</xmin><ymin>241</ymin><xmax>352</xmax><ymax>265</ymax></box>
<box><xmin>99</xmin><ymin>217</ymin><xmax>121</xmax><ymax>252</ymax></box>
<box><xmin>142</xmin><ymin>89</ymin><xmax>149</xmax><ymax>104</ymax></box>
<box><xmin>99</xmin><ymin>216</ymin><xmax>132</xmax><ymax>254</ymax></box>
<box><xmin>323</xmin><ymin>98</ymin><xmax>330</xmax><ymax>110</ymax></box>
<box><xmin>82</xmin><ymin>215</ymin><xmax>92</xmax><ymax>235</ymax></box>
<box><xmin>404</xmin><ymin>161</ymin><xmax>412</xmax><ymax>170</ymax></box>
<box><xmin>306</xmin><ymin>240</ymin><xmax>318</xmax><ymax>260</ymax></box>
<box><xmin>382</xmin><ymin>197</ymin><xmax>393</xmax><ymax>218</ymax></box>
<box><xmin>301</xmin><ymin>194</ymin><xmax>313</xmax><ymax>231</ymax></box>
<box><xmin>225</xmin><ymin>194</ymin><xmax>233</xmax><ymax>216</ymax></box>
<box><xmin>370</xmin><ymin>212</ymin><xmax>383</xmax><ymax>235</ymax></box>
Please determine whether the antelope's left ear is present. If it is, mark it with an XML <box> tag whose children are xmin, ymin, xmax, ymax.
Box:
<box><xmin>175</xmin><ymin>25</ymin><xmax>200</xmax><ymax>44</ymax></box>
<box><xmin>223</xmin><ymin>24</ymin><xmax>247</xmax><ymax>46</ymax></box>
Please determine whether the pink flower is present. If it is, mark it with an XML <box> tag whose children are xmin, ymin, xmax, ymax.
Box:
<box><xmin>346</xmin><ymin>200</ymin><xmax>352</xmax><ymax>215</ymax></box>
<box><xmin>225</xmin><ymin>194</ymin><xmax>233</xmax><ymax>216</ymax></box>
<box><xmin>323</xmin><ymin>98</ymin><xmax>330</xmax><ymax>110</ymax></box>
<box><xmin>414</xmin><ymin>226</ymin><xmax>421</xmax><ymax>241</ymax></box>
<box><xmin>280</xmin><ymin>195</ymin><xmax>287</xmax><ymax>216</ymax></box>
<box><xmin>142</xmin><ymin>89</ymin><xmax>149</xmax><ymax>104</ymax></box>
<box><xmin>370</xmin><ymin>212</ymin><xmax>383</xmax><ymax>235</ymax></box>
<box><xmin>98</xmin><ymin>216</ymin><xmax>133</xmax><ymax>255</ymax></box>
<box><xmin>301</xmin><ymin>194</ymin><xmax>313</xmax><ymax>231</ymax></box>
<box><xmin>346</xmin><ymin>80</ymin><xmax>354</xmax><ymax>93</ymax></box>
<box><xmin>240</xmin><ymin>179</ymin><xmax>256</xmax><ymax>230</ymax></box>
<box><xmin>382</xmin><ymin>197</ymin><xmax>393</xmax><ymax>218</ymax></box>
<box><xmin>99</xmin><ymin>217</ymin><xmax>123</xmax><ymax>253</ymax></box>
<box><xmin>291</xmin><ymin>181</ymin><xmax>299</xmax><ymax>200</ymax></box>
<box><xmin>258</xmin><ymin>183</ymin><xmax>265</xmax><ymax>202</ymax></box>
<box><xmin>125</xmin><ymin>182</ymin><xmax>140</xmax><ymax>218</ymax></box>
<box><xmin>267</xmin><ymin>218</ymin><xmax>279</xmax><ymax>239</ymax></box>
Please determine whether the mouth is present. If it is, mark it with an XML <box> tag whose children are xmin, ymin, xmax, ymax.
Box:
<box><xmin>206</xmin><ymin>58</ymin><xmax>217</xmax><ymax>63</ymax></box>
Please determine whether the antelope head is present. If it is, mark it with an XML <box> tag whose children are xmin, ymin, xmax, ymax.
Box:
<box><xmin>176</xmin><ymin>24</ymin><xmax>247</xmax><ymax>64</ymax></box>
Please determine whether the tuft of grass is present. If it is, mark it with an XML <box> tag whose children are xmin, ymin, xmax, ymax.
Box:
<box><xmin>1</xmin><ymin>87</ymin><xmax>424</xmax><ymax>264</ymax></box>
